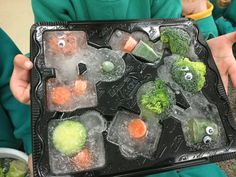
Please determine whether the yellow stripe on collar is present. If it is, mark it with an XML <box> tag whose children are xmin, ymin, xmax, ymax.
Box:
<box><xmin>186</xmin><ymin>1</ymin><xmax>213</xmax><ymax>20</ymax></box>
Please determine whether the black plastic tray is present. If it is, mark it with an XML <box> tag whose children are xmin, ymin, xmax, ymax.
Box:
<box><xmin>30</xmin><ymin>18</ymin><xmax>236</xmax><ymax>177</ymax></box>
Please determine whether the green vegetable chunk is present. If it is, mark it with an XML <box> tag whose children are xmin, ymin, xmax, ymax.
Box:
<box><xmin>0</xmin><ymin>167</ymin><xmax>3</xmax><ymax>177</ymax></box>
<box><xmin>160</xmin><ymin>28</ymin><xmax>191</xmax><ymax>56</ymax></box>
<box><xmin>140</xmin><ymin>80</ymin><xmax>172</xmax><ymax>118</ymax></box>
<box><xmin>6</xmin><ymin>160</ymin><xmax>28</xmax><ymax>177</ymax></box>
<box><xmin>102</xmin><ymin>61</ymin><xmax>115</xmax><ymax>73</ymax></box>
<box><xmin>187</xmin><ymin>118</ymin><xmax>219</xmax><ymax>144</ymax></box>
<box><xmin>52</xmin><ymin>120</ymin><xmax>87</xmax><ymax>156</ymax></box>
<box><xmin>171</xmin><ymin>57</ymin><xmax>206</xmax><ymax>93</ymax></box>
<box><xmin>131</xmin><ymin>40</ymin><xmax>160</xmax><ymax>62</ymax></box>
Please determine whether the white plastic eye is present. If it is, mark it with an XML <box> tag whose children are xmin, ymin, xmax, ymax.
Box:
<box><xmin>206</xmin><ymin>126</ymin><xmax>214</xmax><ymax>135</ymax></box>
<box><xmin>203</xmin><ymin>136</ymin><xmax>212</xmax><ymax>144</ymax></box>
<box><xmin>58</xmin><ymin>39</ymin><xmax>65</xmax><ymax>48</ymax></box>
<box><xmin>180</xmin><ymin>66</ymin><xmax>189</xmax><ymax>71</ymax></box>
<box><xmin>184</xmin><ymin>72</ymin><xmax>193</xmax><ymax>80</ymax></box>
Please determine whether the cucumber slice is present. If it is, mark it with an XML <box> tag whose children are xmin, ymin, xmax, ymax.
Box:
<box><xmin>52</xmin><ymin>120</ymin><xmax>87</xmax><ymax>156</ymax></box>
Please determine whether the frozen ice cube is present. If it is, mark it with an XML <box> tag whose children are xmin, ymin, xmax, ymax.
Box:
<box><xmin>137</xmin><ymin>80</ymin><xmax>175</xmax><ymax>120</ymax></box>
<box><xmin>107</xmin><ymin>111</ymin><xmax>161</xmax><ymax>159</ymax></box>
<box><xmin>44</xmin><ymin>31</ymin><xmax>87</xmax><ymax>57</ymax></box>
<box><xmin>48</xmin><ymin>113</ymin><xmax>106</xmax><ymax>174</ymax></box>
<box><xmin>46</xmin><ymin>78</ymin><xmax>97</xmax><ymax>112</ymax></box>
<box><xmin>109</xmin><ymin>30</ymin><xmax>132</xmax><ymax>51</ymax></box>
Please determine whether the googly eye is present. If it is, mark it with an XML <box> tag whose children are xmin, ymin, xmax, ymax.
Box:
<box><xmin>180</xmin><ymin>66</ymin><xmax>189</xmax><ymax>71</ymax></box>
<box><xmin>203</xmin><ymin>136</ymin><xmax>212</xmax><ymax>144</ymax></box>
<box><xmin>206</xmin><ymin>126</ymin><xmax>214</xmax><ymax>135</ymax></box>
<box><xmin>184</xmin><ymin>73</ymin><xmax>193</xmax><ymax>80</ymax></box>
<box><xmin>58</xmin><ymin>40</ymin><xmax>65</xmax><ymax>48</ymax></box>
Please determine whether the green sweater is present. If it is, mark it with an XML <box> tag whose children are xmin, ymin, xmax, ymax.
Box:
<box><xmin>0</xmin><ymin>28</ymin><xmax>32</xmax><ymax>154</ymax></box>
<box><xmin>32</xmin><ymin>0</ymin><xmax>182</xmax><ymax>21</ymax></box>
<box><xmin>211</xmin><ymin>0</ymin><xmax>236</xmax><ymax>35</ymax></box>
<box><xmin>31</xmin><ymin>0</ymin><xmax>218</xmax><ymax>39</ymax></box>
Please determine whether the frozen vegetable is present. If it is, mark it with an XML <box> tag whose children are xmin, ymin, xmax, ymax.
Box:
<box><xmin>123</xmin><ymin>36</ymin><xmax>138</xmax><ymax>53</ymax></box>
<box><xmin>140</xmin><ymin>80</ymin><xmax>172</xmax><ymax>117</ymax></box>
<box><xmin>73</xmin><ymin>79</ymin><xmax>88</xmax><ymax>96</ymax></box>
<box><xmin>132</xmin><ymin>40</ymin><xmax>160</xmax><ymax>62</ymax></box>
<box><xmin>102</xmin><ymin>61</ymin><xmax>115</xmax><ymax>73</ymax></box>
<box><xmin>51</xmin><ymin>86</ymin><xmax>72</xmax><ymax>105</ymax></box>
<box><xmin>127</xmin><ymin>118</ymin><xmax>147</xmax><ymax>139</ymax></box>
<box><xmin>160</xmin><ymin>27</ymin><xmax>191</xmax><ymax>56</ymax></box>
<box><xmin>6</xmin><ymin>160</ymin><xmax>28</xmax><ymax>177</ymax></box>
<box><xmin>72</xmin><ymin>148</ymin><xmax>92</xmax><ymax>169</ymax></box>
<box><xmin>187</xmin><ymin>118</ymin><xmax>219</xmax><ymax>144</ymax></box>
<box><xmin>171</xmin><ymin>57</ymin><xmax>206</xmax><ymax>93</ymax></box>
<box><xmin>52</xmin><ymin>120</ymin><xmax>87</xmax><ymax>156</ymax></box>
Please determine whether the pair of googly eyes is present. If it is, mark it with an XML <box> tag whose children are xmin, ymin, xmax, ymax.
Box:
<box><xmin>58</xmin><ymin>40</ymin><xmax>66</xmax><ymax>48</ymax></box>
<box><xmin>203</xmin><ymin>127</ymin><xmax>214</xmax><ymax>144</ymax></box>
<box><xmin>179</xmin><ymin>66</ymin><xmax>193</xmax><ymax>81</ymax></box>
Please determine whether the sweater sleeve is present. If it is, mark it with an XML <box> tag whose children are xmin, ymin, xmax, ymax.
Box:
<box><xmin>0</xmin><ymin>29</ymin><xmax>32</xmax><ymax>154</ymax></box>
<box><xmin>31</xmin><ymin>0</ymin><xmax>77</xmax><ymax>22</ymax></box>
<box><xmin>186</xmin><ymin>1</ymin><xmax>218</xmax><ymax>39</ymax></box>
<box><xmin>151</xmin><ymin>0</ymin><xmax>182</xmax><ymax>18</ymax></box>
<box><xmin>215</xmin><ymin>17</ymin><xmax>236</xmax><ymax>35</ymax></box>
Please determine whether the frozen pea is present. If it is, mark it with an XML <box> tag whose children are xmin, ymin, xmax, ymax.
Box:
<box><xmin>102</xmin><ymin>61</ymin><xmax>115</xmax><ymax>73</ymax></box>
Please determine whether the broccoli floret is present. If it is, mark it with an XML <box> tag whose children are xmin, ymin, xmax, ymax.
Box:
<box><xmin>140</xmin><ymin>80</ymin><xmax>172</xmax><ymax>118</ymax></box>
<box><xmin>160</xmin><ymin>28</ymin><xmax>191</xmax><ymax>56</ymax></box>
<box><xmin>171</xmin><ymin>57</ymin><xmax>206</xmax><ymax>93</ymax></box>
<box><xmin>6</xmin><ymin>160</ymin><xmax>28</xmax><ymax>177</ymax></box>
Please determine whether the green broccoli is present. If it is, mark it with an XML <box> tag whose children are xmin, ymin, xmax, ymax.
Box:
<box><xmin>6</xmin><ymin>160</ymin><xmax>28</xmax><ymax>177</ymax></box>
<box><xmin>171</xmin><ymin>57</ymin><xmax>206</xmax><ymax>93</ymax></box>
<box><xmin>160</xmin><ymin>27</ymin><xmax>191</xmax><ymax>56</ymax></box>
<box><xmin>140</xmin><ymin>80</ymin><xmax>172</xmax><ymax>119</ymax></box>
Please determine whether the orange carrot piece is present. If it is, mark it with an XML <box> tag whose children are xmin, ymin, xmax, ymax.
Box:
<box><xmin>73</xmin><ymin>79</ymin><xmax>88</xmax><ymax>96</ymax></box>
<box><xmin>72</xmin><ymin>148</ymin><xmax>92</xmax><ymax>169</ymax></box>
<box><xmin>51</xmin><ymin>86</ymin><xmax>71</xmax><ymax>105</ymax></box>
<box><xmin>128</xmin><ymin>118</ymin><xmax>147</xmax><ymax>139</ymax></box>
<box><xmin>123</xmin><ymin>36</ymin><xmax>138</xmax><ymax>53</ymax></box>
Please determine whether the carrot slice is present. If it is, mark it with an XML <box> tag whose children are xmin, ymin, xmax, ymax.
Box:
<box><xmin>128</xmin><ymin>118</ymin><xmax>147</xmax><ymax>139</ymax></box>
<box><xmin>123</xmin><ymin>36</ymin><xmax>138</xmax><ymax>53</ymax></box>
<box><xmin>51</xmin><ymin>86</ymin><xmax>71</xmax><ymax>105</ymax></box>
<box><xmin>72</xmin><ymin>148</ymin><xmax>92</xmax><ymax>169</ymax></box>
<box><xmin>73</xmin><ymin>79</ymin><xmax>88</xmax><ymax>96</ymax></box>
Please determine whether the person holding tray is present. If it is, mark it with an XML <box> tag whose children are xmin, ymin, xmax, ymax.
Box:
<box><xmin>183</xmin><ymin>0</ymin><xmax>236</xmax><ymax>38</ymax></box>
<box><xmin>0</xmin><ymin>28</ymin><xmax>32</xmax><ymax>154</ymax></box>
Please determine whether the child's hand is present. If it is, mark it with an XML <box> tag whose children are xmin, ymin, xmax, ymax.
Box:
<box><xmin>207</xmin><ymin>32</ymin><xmax>236</xmax><ymax>93</ymax></box>
<box><xmin>10</xmin><ymin>54</ymin><xmax>33</xmax><ymax>104</ymax></box>
<box><xmin>28</xmin><ymin>154</ymin><xmax>33</xmax><ymax>177</ymax></box>
<box><xmin>182</xmin><ymin>0</ymin><xmax>208</xmax><ymax>16</ymax></box>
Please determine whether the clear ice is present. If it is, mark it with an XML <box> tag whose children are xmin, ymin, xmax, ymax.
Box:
<box><xmin>107</xmin><ymin>111</ymin><xmax>161</xmax><ymax>159</ymax></box>
<box><xmin>48</xmin><ymin>111</ymin><xmax>106</xmax><ymax>174</ymax></box>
